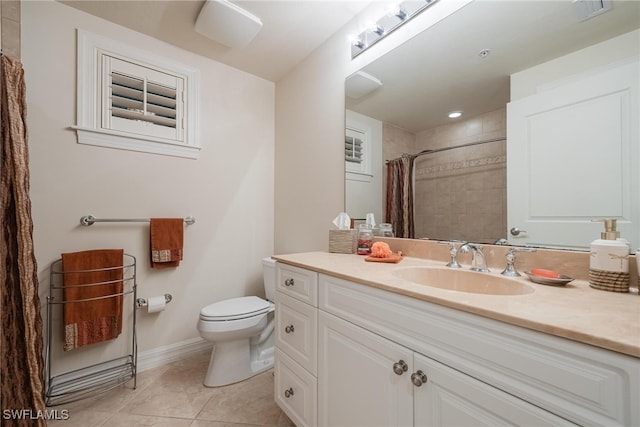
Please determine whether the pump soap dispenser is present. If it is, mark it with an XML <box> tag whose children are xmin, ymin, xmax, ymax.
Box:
<box><xmin>589</xmin><ymin>219</ymin><xmax>630</xmax><ymax>292</ymax></box>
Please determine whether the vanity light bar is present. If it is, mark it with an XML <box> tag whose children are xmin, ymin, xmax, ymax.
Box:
<box><xmin>350</xmin><ymin>0</ymin><xmax>439</xmax><ymax>59</ymax></box>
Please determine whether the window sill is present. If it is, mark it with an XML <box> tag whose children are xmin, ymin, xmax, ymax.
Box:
<box><xmin>346</xmin><ymin>171</ymin><xmax>373</xmax><ymax>183</ymax></box>
<box><xmin>74</xmin><ymin>127</ymin><xmax>201</xmax><ymax>159</ymax></box>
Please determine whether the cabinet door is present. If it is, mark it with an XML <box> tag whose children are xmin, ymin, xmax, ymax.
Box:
<box><xmin>413</xmin><ymin>353</ymin><xmax>577</xmax><ymax>426</ymax></box>
<box><xmin>318</xmin><ymin>311</ymin><xmax>413</xmax><ymax>427</ymax></box>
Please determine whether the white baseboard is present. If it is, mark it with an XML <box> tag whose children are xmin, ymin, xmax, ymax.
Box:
<box><xmin>137</xmin><ymin>337</ymin><xmax>211</xmax><ymax>373</ymax></box>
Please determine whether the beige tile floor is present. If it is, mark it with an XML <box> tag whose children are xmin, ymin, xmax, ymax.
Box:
<box><xmin>48</xmin><ymin>350</ymin><xmax>294</xmax><ymax>427</ymax></box>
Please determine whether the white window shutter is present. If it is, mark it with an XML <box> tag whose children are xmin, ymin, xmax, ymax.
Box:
<box><xmin>75</xmin><ymin>30</ymin><xmax>200</xmax><ymax>159</ymax></box>
<box><xmin>345</xmin><ymin>127</ymin><xmax>371</xmax><ymax>176</ymax></box>
<box><xmin>102</xmin><ymin>55</ymin><xmax>183</xmax><ymax>141</ymax></box>
<box><xmin>345</xmin><ymin>135</ymin><xmax>364</xmax><ymax>164</ymax></box>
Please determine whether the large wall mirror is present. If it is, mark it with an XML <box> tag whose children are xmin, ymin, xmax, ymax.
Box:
<box><xmin>345</xmin><ymin>0</ymin><xmax>640</xmax><ymax>252</ymax></box>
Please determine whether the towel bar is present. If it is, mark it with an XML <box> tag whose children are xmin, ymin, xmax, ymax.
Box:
<box><xmin>80</xmin><ymin>215</ymin><xmax>195</xmax><ymax>226</ymax></box>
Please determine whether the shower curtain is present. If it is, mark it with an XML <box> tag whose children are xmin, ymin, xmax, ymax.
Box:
<box><xmin>385</xmin><ymin>154</ymin><xmax>415</xmax><ymax>239</ymax></box>
<box><xmin>1</xmin><ymin>54</ymin><xmax>46</xmax><ymax>426</ymax></box>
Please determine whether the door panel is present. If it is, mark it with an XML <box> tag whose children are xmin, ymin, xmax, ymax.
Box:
<box><xmin>507</xmin><ymin>60</ymin><xmax>639</xmax><ymax>250</ymax></box>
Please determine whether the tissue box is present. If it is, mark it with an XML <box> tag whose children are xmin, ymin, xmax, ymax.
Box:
<box><xmin>329</xmin><ymin>229</ymin><xmax>355</xmax><ymax>254</ymax></box>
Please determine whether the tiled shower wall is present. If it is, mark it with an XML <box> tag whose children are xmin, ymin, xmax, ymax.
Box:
<box><xmin>384</xmin><ymin>108</ymin><xmax>507</xmax><ymax>243</ymax></box>
<box><xmin>1</xmin><ymin>0</ymin><xmax>21</xmax><ymax>58</ymax></box>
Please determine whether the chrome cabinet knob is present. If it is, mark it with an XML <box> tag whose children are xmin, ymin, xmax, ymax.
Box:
<box><xmin>285</xmin><ymin>325</ymin><xmax>295</xmax><ymax>334</ymax></box>
<box><xmin>392</xmin><ymin>360</ymin><xmax>408</xmax><ymax>375</ymax></box>
<box><xmin>411</xmin><ymin>370</ymin><xmax>428</xmax><ymax>387</ymax></box>
<box><xmin>284</xmin><ymin>387</ymin><xmax>294</xmax><ymax>398</ymax></box>
<box><xmin>284</xmin><ymin>278</ymin><xmax>295</xmax><ymax>286</ymax></box>
<box><xmin>510</xmin><ymin>227</ymin><xmax>527</xmax><ymax>236</ymax></box>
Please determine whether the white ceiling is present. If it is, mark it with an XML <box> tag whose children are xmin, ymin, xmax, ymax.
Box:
<box><xmin>60</xmin><ymin>0</ymin><xmax>371</xmax><ymax>82</ymax></box>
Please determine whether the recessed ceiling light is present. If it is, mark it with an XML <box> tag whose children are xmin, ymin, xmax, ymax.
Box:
<box><xmin>448</xmin><ymin>111</ymin><xmax>462</xmax><ymax>119</ymax></box>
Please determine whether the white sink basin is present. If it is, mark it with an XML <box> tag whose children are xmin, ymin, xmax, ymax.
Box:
<box><xmin>392</xmin><ymin>267</ymin><xmax>535</xmax><ymax>295</ymax></box>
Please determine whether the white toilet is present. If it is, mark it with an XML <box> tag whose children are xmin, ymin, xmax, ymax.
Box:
<box><xmin>197</xmin><ymin>257</ymin><xmax>277</xmax><ymax>387</ymax></box>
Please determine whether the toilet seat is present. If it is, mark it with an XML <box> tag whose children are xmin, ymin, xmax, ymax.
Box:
<box><xmin>200</xmin><ymin>296</ymin><xmax>270</xmax><ymax>321</ymax></box>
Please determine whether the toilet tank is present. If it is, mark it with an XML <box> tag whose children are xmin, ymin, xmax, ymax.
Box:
<box><xmin>262</xmin><ymin>257</ymin><xmax>277</xmax><ymax>302</ymax></box>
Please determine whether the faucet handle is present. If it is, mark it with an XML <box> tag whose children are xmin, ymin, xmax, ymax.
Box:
<box><xmin>459</xmin><ymin>242</ymin><xmax>482</xmax><ymax>252</ymax></box>
<box><xmin>501</xmin><ymin>247</ymin><xmax>536</xmax><ymax>277</ymax></box>
<box><xmin>438</xmin><ymin>240</ymin><xmax>465</xmax><ymax>268</ymax></box>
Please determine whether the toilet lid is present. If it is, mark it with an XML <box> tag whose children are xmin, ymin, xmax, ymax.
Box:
<box><xmin>200</xmin><ymin>296</ymin><xmax>270</xmax><ymax>321</ymax></box>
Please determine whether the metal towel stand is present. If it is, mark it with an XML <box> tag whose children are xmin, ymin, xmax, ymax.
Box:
<box><xmin>45</xmin><ymin>254</ymin><xmax>138</xmax><ymax>406</ymax></box>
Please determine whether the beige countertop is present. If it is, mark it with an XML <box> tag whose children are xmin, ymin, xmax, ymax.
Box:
<box><xmin>273</xmin><ymin>251</ymin><xmax>640</xmax><ymax>358</ymax></box>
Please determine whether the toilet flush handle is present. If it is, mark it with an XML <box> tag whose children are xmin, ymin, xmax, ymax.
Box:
<box><xmin>285</xmin><ymin>325</ymin><xmax>295</xmax><ymax>334</ymax></box>
<box><xmin>284</xmin><ymin>278</ymin><xmax>295</xmax><ymax>287</ymax></box>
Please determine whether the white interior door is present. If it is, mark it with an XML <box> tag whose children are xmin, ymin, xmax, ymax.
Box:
<box><xmin>507</xmin><ymin>59</ymin><xmax>639</xmax><ymax>250</ymax></box>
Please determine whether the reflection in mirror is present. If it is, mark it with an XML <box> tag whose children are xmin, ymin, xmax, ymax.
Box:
<box><xmin>345</xmin><ymin>0</ymin><xmax>640</xmax><ymax>251</ymax></box>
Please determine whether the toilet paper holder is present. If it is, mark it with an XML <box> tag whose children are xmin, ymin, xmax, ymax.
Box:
<box><xmin>136</xmin><ymin>293</ymin><xmax>172</xmax><ymax>309</ymax></box>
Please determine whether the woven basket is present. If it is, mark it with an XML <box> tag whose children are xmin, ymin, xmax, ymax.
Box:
<box><xmin>588</xmin><ymin>268</ymin><xmax>630</xmax><ymax>293</ymax></box>
<box><xmin>329</xmin><ymin>229</ymin><xmax>355</xmax><ymax>254</ymax></box>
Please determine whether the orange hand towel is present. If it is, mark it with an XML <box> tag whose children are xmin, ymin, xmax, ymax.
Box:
<box><xmin>150</xmin><ymin>218</ymin><xmax>184</xmax><ymax>269</ymax></box>
<box><xmin>61</xmin><ymin>249</ymin><xmax>124</xmax><ymax>351</ymax></box>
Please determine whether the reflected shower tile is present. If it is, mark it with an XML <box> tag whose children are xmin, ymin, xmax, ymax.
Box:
<box><xmin>465</xmin><ymin>118</ymin><xmax>483</xmax><ymax>137</ymax></box>
<box><xmin>482</xmin><ymin>108</ymin><xmax>506</xmax><ymax>133</ymax></box>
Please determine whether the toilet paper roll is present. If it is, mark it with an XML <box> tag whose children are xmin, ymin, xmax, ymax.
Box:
<box><xmin>147</xmin><ymin>295</ymin><xmax>167</xmax><ymax>313</ymax></box>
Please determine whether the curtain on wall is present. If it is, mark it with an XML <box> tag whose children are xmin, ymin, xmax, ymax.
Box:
<box><xmin>385</xmin><ymin>154</ymin><xmax>415</xmax><ymax>239</ymax></box>
<box><xmin>1</xmin><ymin>54</ymin><xmax>46</xmax><ymax>426</ymax></box>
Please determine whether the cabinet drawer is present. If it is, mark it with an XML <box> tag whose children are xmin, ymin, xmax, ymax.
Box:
<box><xmin>276</xmin><ymin>291</ymin><xmax>317</xmax><ymax>375</ymax></box>
<box><xmin>275</xmin><ymin>348</ymin><xmax>317</xmax><ymax>427</ymax></box>
<box><xmin>276</xmin><ymin>264</ymin><xmax>318</xmax><ymax>306</ymax></box>
<box><xmin>319</xmin><ymin>274</ymin><xmax>638</xmax><ymax>427</ymax></box>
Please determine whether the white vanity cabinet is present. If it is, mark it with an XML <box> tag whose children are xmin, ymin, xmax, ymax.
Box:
<box><xmin>319</xmin><ymin>311</ymin><xmax>575</xmax><ymax>427</ymax></box>
<box><xmin>318</xmin><ymin>310</ymin><xmax>414</xmax><ymax>426</ymax></box>
<box><xmin>274</xmin><ymin>263</ymin><xmax>318</xmax><ymax>427</ymax></box>
<box><xmin>275</xmin><ymin>263</ymin><xmax>639</xmax><ymax>426</ymax></box>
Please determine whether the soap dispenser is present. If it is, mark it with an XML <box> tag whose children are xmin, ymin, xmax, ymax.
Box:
<box><xmin>589</xmin><ymin>219</ymin><xmax>630</xmax><ymax>292</ymax></box>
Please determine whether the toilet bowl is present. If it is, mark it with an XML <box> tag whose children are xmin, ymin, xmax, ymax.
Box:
<box><xmin>197</xmin><ymin>257</ymin><xmax>277</xmax><ymax>387</ymax></box>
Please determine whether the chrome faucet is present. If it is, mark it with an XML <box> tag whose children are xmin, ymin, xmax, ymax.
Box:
<box><xmin>438</xmin><ymin>240</ymin><xmax>465</xmax><ymax>268</ymax></box>
<box><xmin>459</xmin><ymin>243</ymin><xmax>489</xmax><ymax>272</ymax></box>
<box><xmin>500</xmin><ymin>247</ymin><xmax>537</xmax><ymax>277</ymax></box>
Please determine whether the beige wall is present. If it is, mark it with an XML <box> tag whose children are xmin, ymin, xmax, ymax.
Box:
<box><xmin>22</xmin><ymin>1</ymin><xmax>274</xmax><ymax>373</ymax></box>
<box><xmin>274</xmin><ymin>31</ymin><xmax>348</xmax><ymax>254</ymax></box>
<box><xmin>1</xmin><ymin>0</ymin><xmax>20</xmax><ymax>58</ymax></box>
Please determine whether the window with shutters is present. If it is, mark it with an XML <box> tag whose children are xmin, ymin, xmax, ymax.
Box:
<box><xmin>345</xmin><ymin>126</ymin><xmax>371</xmax><ymax>178</ymax></box>
<box><xmin>75</xmin><ymin>30</ymin><xmax>200</xmax><ymax>159</ymax></box>
<box><xmin>345</xmin><ymin>134</ymin><xmax>363</xmax><ymax>164</ymax></box>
